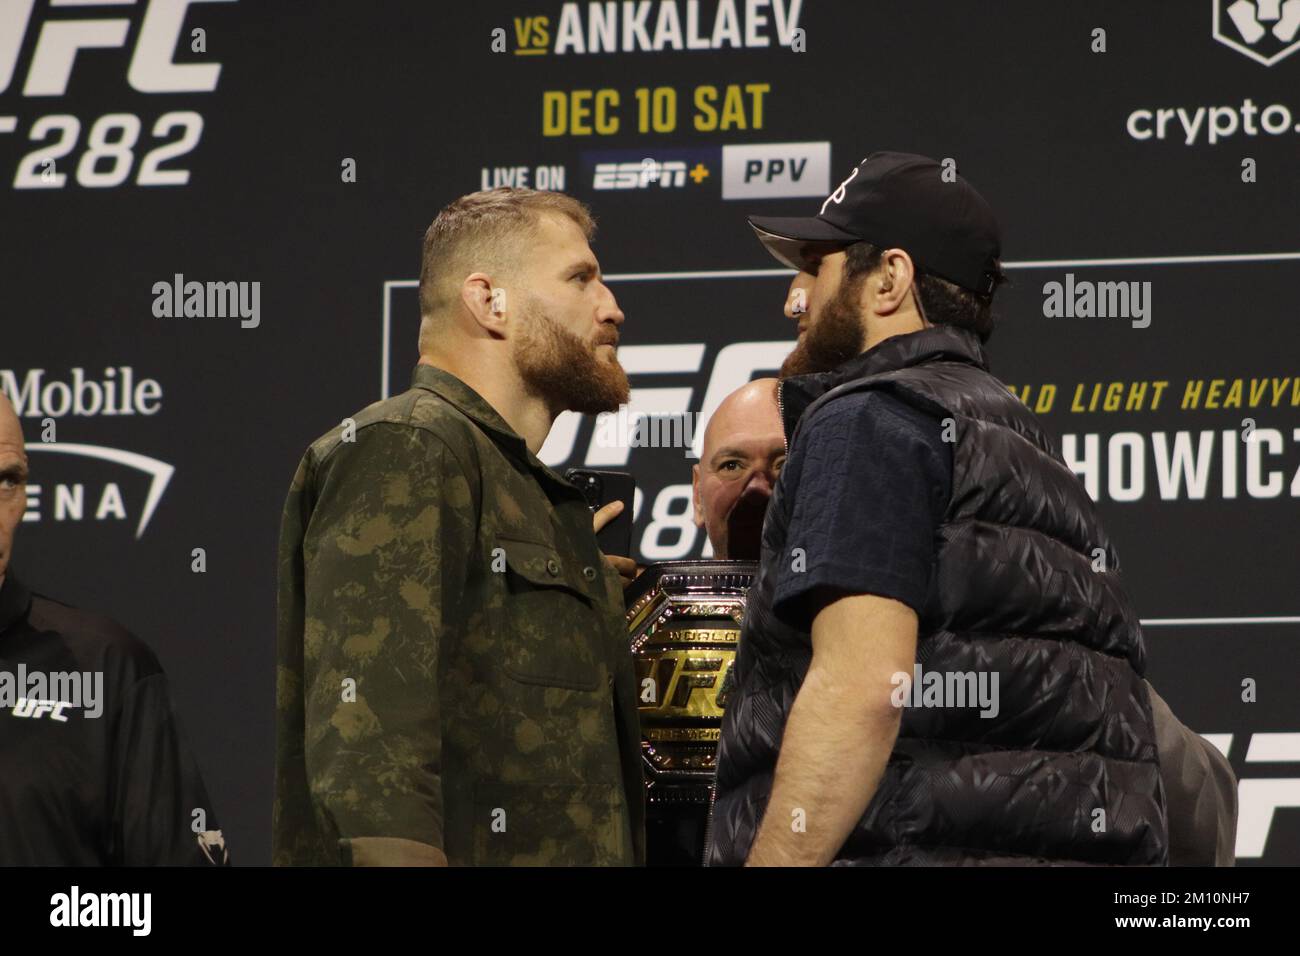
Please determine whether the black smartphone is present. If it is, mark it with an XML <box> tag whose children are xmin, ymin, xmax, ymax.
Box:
<box><xmin>564</xmin><ymin>468</ymin><xmax>635</xmax><ymax>556</ymax></box>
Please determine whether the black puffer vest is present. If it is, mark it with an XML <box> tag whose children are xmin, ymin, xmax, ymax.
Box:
<box><xmin>708</xmin><ymin>326</ymin><xmax>1168</xmax><ymax>866</ymax></box>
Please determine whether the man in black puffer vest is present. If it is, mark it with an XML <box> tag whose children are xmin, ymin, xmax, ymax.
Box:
<box><xmin>707</xmin><ymin>152</ymin><xmax>1169</xmax><ymax>866</ymax></box>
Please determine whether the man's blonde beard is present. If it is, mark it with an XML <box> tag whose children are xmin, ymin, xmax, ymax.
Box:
<box><xmin>512</xmin><ymin>300</ymin><xmax>629</xmax><ymax>414</ymax></box>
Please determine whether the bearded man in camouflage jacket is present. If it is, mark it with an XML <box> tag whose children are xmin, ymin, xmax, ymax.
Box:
<box><xmin>274</xmin><ymin>188</ymin><xmax>644</xmax><ymax>867</ymax></box>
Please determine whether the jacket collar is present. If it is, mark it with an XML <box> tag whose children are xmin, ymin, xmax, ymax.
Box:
<box><xmin>409</xmin><ymin>364</ymin><xmax>582</xmax><ymax>497</ymax></box>
<box><xmin>778</xmin><ymin>326</ymin><xmax>989</xmax><ymax>442</ymax></box>
<box><xmin>0</xmin><ymin>573</ymin><xmax>32</xmax><ymax>636</ymax></box>
<box><xmin>411</xmin><ymin>364</ymin><xmax>526</xmax><ymax>447</ymax></box>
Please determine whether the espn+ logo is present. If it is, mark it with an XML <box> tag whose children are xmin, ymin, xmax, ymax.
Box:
<box><xmin>0</xmin><ymin>0</ymin><xmax>236</xmax><ymax>190</ymax></box>
<box><xmin>594</xmin><ymin>159</ymin><xmax>690</xmax><ymax>190</ymax></box>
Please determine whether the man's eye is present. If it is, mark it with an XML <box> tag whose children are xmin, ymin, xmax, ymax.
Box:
<box><xmin>719</xmin><ymin>460</ymin><xmax>742</xmax><ymax>472</ymax></box>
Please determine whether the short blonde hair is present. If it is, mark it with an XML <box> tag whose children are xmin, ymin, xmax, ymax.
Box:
<box><xmin>417</xmin><ymin>188</ymin><xmax>595</xmax><ymax>351</ymax></box>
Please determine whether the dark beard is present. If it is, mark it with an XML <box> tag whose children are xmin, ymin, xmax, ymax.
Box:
<box><xmin>515</xmin><ymin>303</ymin><xmax>630</xmax><ymax>414</ymax></box>
<box><xmin>779</xmin><ymin>275</ymin><xmax>866</xmax><ymax>378</ymax></box>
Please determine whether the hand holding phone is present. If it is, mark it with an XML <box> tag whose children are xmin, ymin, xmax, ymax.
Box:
<box><xmin>565</xmin><ymin>468</ymin><xmax>635</xmax><ymax>557</ymax></box>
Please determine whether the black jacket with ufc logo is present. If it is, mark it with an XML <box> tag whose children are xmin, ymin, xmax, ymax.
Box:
<box><xmin>0</xmin><ymin>574</ymin><xmax>229</xmax><ymax>865</ymax></box>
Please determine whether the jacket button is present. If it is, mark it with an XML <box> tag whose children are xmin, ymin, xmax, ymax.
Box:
<box><xmin>546</xmin><ymin>558</ymin><xmax>560</xmax><ymax>576</ymax></box>
<box><xmin>582</xmin><ymin>565</ymin><xmax>598</xmax><ymax>581</ymax></box>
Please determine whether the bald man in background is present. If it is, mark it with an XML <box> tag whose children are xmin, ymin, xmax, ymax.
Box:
<box><xmin>689</xmin><ymin>273</ymin><xmax>812</xmax><ymax>561</ymax></box>
<box><xmin>688</xmin><ymin>376</ymin><xmax>1236</xmax><ymax>865</ymax></box>
<box><xmin>691</xmin><ymin>378</ymin><xmax>785</xmax><ymax>561</ymax></box>
<box><xmin>602</xmin><ymin>377</ymin><xmax>785</xmax><ymax>577</ymax></box>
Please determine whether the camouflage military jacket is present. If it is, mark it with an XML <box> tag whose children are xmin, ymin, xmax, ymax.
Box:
<box><xmin>274</xmin><ymin>364</ymin><xmax>645</xmax><ymax>866</ymax></box>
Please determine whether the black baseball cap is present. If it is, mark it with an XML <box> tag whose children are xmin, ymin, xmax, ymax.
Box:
<box><xmin>748</xmin><ymin>151</ymin><xmax>1003</xmax><ymax>295</ymax></box>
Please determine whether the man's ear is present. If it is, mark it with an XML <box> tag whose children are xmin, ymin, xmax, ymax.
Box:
<box><xmin>691</xmin><ymin>464</ymin><xmax>705</xmax><ymax>528</ymax></box>
<box><xmin>872</xmin><ymin>249</ymin><xmax>917</xmax><ymax>317</ymax></box>
<box><xmin>460</xmin><ymin>273</ymin><xmax>508</xmax><ymax>336</ymax></box>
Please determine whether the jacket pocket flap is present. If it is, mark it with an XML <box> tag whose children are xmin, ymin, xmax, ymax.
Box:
<box><xmin>496</xmin><ymin>536</ymin><xmax>590</xmax><ymax>597</ymax></box>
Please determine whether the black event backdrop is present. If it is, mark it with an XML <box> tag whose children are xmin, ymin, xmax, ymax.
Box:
<box><xmin>2</xmin><ymin>0</ymin><xmax>1298</xmax><ymax>865</ymax></box>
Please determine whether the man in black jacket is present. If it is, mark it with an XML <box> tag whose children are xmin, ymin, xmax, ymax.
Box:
<box><xmin>0</xmin><ymin>391</ymin><xmax>228</xmax><ymax>866</ymax></box>
<box><xmin>708</xmin><ymin>152</ymin><xmax>1170</xmax><ymax>866</ymax></box>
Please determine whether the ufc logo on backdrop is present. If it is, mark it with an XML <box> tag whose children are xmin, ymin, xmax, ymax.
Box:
<box><xmin>0</xmin><ymin>0</ymin><xmax>234</xmax><ymax>97</ymax></box>
<box><xmin>0</xmin><ymin>0</ymin><xmax>233</xmax><ymax>189</ymax></box>
<box><xmin>1229</xmin><ymin>732</ymin><xmax>1300</xmax><ymax>859</ymax></box>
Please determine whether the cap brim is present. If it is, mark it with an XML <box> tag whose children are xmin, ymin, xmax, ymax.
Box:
<box><xmin>748</xmin><ymin>216</ymin><xmax>860</xmax><ymax>271</ymax></box>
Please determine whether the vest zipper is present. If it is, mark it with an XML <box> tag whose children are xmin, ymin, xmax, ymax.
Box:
<box><xmin>702</xmin><ymin>386</ymin><xmax>781</xmax><ymax>865</ymax></box>
<box><xmin>701</xmin><ymin>775</ymin><xmax>718</xmax><ymax>866</ymax></box>
<box><xmin>776</xmin><ymin>379</ymin><xmax>788</xmax><ymax>451</ymax></box>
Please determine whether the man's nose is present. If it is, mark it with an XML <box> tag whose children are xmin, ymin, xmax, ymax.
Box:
<box><xmin>598</xmin><ymin>282</ymin><xmax>625</xmax><ymax>328</ymax></box>
<box><xmin>784</xmin><ymin>274</ymin><xmax>812</xmax><ymax>321</ymax></box>
<box><xmin>741</xmin><ymin>468</ymin><xmax>773</xmax><ymax>498</ymax></box>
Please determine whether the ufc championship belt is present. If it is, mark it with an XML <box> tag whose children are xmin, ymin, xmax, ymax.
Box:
<box><xmin>624</xmin><ymin>560</ymin><xmax>757</xmax><ymax>808</ymax></box>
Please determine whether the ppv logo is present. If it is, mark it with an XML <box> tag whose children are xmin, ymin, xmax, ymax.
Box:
<box><xmin>1214</xmin><ymin>0</ymin><xmax>1300</xmax><ymax>66</ymax></box>
<box><xmin>721</xmin><ymin>141</ymin><xmax>830</xmax><ymax>200</ymax></box>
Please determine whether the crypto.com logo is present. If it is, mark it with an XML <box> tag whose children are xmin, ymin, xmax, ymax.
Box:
<box><xmin>1214</xmin><ymin>0</ymin><xmax>1300</xmax><ymax>66</ymax></box>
